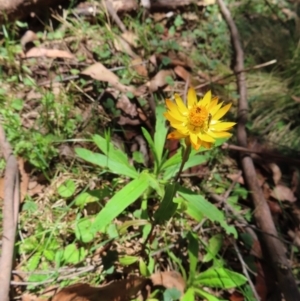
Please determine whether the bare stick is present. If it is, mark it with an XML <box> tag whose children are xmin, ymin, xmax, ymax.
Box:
<box><xmin>232</xmin><ymin>240</ymin><xmax>260</xmax><ymax>301</ymax></box>
<box><xmin>0</xmin><ymin>125</ymin><xmax>20</xmax><ymax>301</ymax></box>
<box><xmin>217</xmin><ymin>0</ymin><xmax>300</xmax><ymax>300</ymax></box>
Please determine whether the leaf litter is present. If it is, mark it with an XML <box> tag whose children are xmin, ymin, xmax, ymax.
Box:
<box><xmin>0</xmin><ymin>1</ymin><xmax>299</xmax><ymax>301</ymax></box>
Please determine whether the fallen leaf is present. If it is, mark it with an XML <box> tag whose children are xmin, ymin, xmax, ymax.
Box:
<box><xmin>288</xmin><ymin>229</ymin><xmax>300</xmax><ymax>247</ymax></box>
<box><xmin>174</xmin><ymin>65</ymin><xmax>191</xmax><ymax>83</ymax></box>
<box><xmin>20</xmin><ymin>30</ymin><xmax>38</xmax><ymax>49</ymax></box>
<box><xmin>146</xmin><ymin>70</ymin><xmax>174</xmax><ymax>92</ymax></box>
<box><xmin>131</xmin><ymin>57</ymin><xmax>148</xmax><ymax>77</ymax></box>
<box><xmin>52</xmin><ymin>275</ymin><xmax>148</xmax><ymax>301</ymax></box>
<box><xmin>150</xmin><ymin>271</ymin><xmax>185</xmax><ymax>295</ymax></box>
<box><xmin>116</xmin><ymin>94</ymin><xmax>138</xmax><ymax>118</ymax></box>
<box><xmin>227</xmin><ymin>173</ymin><xmax>244</xmax><ymax>185</ymax></box>
<box><xmin>122</xmin><ymin>31</ymin><xmax>138</xmax><ymax>48</ymax></box>
<box><xmin>271</xmin><ymin>184</ymin><xmax>296</xmax><ymax>202</ymax></box>
<box><xmin>113</xmin><ymin>35</ymin><xmax>137</xmax><ymax>58</ymax></box>
<box><xmin>82</xmin><ymin>62</ymin><xmax>138</xmax><ymax>95</ymax></box>
<box><xmin>267</xmin><ymin>163</ymin><xmax>281</xmax><ymax>185</ymax></box>
<box><xmin>229</xmin><ymin>291</ymin><xmax>244</xmax><ymax>301</ymax></box>
<box><xmin>23</xmin><ymin>47</ymin><xmax>75</xmax><ymax>59</ymax></box>
<box><xmin>267</xmin><ymin>200</ymin><xmax>282</xmax><ymax>214</ymax></box>
<box><xmin>28</xmin><ymin>181</ymin><xmax>45</xmax><ymax>197</ymax></box>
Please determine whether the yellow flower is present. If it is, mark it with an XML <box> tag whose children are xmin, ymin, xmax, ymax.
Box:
<box><xmin>164</xmin><ymin>87</ymin><xmax>235</xmax><ymax>150</ymax></box>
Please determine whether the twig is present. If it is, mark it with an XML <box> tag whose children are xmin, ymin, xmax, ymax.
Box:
<box><xmin>217</xmin><ymin>0</ymin><xmax>300</xmax><ymax>300</ymax></box>
<box><xmin>195</xmin><ymin>59</ymin><xmax>277</xmax><ymax>89</ymax></box>
<box><xmin>222</xmin><ymin>143</ymin><xmax>300</xmax><ymax>165</ymax></box>
<box><xmin>0</xmin><ymin>125</ymin><xmax>20</xmax><ymax>301</ymax></box>
<box><xmin>104</xmin><ymin>0</ymin><xmax>127</xmax><ymax>33</ymax></box>
<box><xmin>232</xmin><ymin>240</ymin><xmax>260</xmax><ymax>301</ymax></box>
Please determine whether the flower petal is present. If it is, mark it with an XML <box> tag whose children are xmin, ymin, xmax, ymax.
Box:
<box><xmin>164</xmin><ymin>112</ymin><xmax>184</xmax><ymax>124</ymax></box>
<box><xmin>174</xmin><ymin>94</ymin><xmax>188</xmax><ymax>114</ymax></box>
<box><xmin>165</xmin><ymin>106</ymin><xmax>186</xmax><ymax>122</ymax></box>
<box><xmin>198</xmin><ymin>133</ymin><xmax>215</xmax><ymax>143</ymax></box>
<box><xmin>207</xmin><ymin>130</ymin><xmax>232</xmax><ymax>138</ymax></box>
<box><xmin>208</xmin><ymin>97</ymin><xmax>219</xmax><ymax>111</ymax></box>
<box><xmin>213</xmin><ymin>103</ymin><xmax>232</xmax><ymax>120</ymax></box>
<box><xmin>200</xmin><ymin>90</ymin><xmax>211</xmax><ymax>107</ymax></box>
<box><xmin>187</xmin><ymin>87</ymin><xmax>197</xmax><ymax>109</ymax></box>
<box><xmin>201</xmin><ymin>141</ymin><xmax>213</xmax><ymax>149</ymax></box>
<box><xmin>190</xmin><ymin>132</ymin><xmax>199</xmax><ymax>146</ymax></box>
<box><xmin>210</xmin><ymin>122</ymin><xmax>236</xmax><ymax>131</ymax></box>
<box><xmin>167</xmin><ymin>130</ymin><xmax>187</xmax><ymax>140</ymax></box>
<box><xmin>209</xmin><ymin>102</ymin><xmax>223</xmax><ymax>117</ymax></box>
<box><xmin>165</xmin><ymin>99</ymin><xmax>182</xmax><ymax>116</ymax></box>
<box><xmin>191</xmin><ymin>139</ymin><xmax>201</xmax><ymax>150</ymax></box>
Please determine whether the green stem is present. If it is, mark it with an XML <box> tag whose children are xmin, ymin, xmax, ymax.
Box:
<box><xmin>174</xmin><ymin>143</ymin><xmax>191</xmax><ymax>182</ymax></box>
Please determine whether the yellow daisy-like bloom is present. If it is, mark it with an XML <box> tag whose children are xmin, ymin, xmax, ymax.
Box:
<box><xmin>164</xmin><ymin>87</ymin><xmax>235</xmax><ymax>150</ymax></box>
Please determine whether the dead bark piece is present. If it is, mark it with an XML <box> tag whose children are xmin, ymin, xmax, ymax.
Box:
<box><xmin>0</xmin><ymin>125</ymin><xmax>20</xmax><ymax>301</ymax></box>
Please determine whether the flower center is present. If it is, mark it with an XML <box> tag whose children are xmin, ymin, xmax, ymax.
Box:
<box><xmin>188</xmin><ymin>105</ymin><xmax>209</xmax><ymax>129</ymax></box>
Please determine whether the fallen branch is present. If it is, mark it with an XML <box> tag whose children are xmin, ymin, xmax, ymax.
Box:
<box><xmin>216</xmin><ymin>0</ymin><xmax>300</xmax><ymax>300</ymax></box>
<box><xmin>0</xmin><ymin>125</ymin><xmax>20</xmax><ymax>301</ymax></box>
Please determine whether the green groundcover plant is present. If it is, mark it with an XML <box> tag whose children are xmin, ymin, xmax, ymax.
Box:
<box><xmin>75</xmin><ymin>88</ymin><xmax>249</xmax><ymax>300</ymax></box>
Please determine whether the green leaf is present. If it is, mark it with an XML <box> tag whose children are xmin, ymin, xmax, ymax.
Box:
<box><xmin>93</xmin><ymin>134</ymin><xmax>129</xmax><ymax>166</ymax></box>
<box><xmin>194</xmin><ymin>267</ymin><xmax>247</xmax><ymax>289</ymax></box>
<box><xmin>119</xmin><ymin>255</ymin><xmax>139</xmax><ymax>266</ymax></box>
<box><xmin>57</xmin><ymin>179</ymin><xmax>76</xmax><ymax>198</ymax></box>
<box><xmin>154</xmin><ymin>105</ymin><xmax>168</xmax><ymax>166</ymax></box>
<box><xmin>139</xmin><ymin>258</ymin><xmax>150</xmax><ymax>277</ymax></box>
<box><xmin>27</xmin><ymin>252</ymin><xmax>41</xmax><ymax>271</ymax></box>
<box><xmin>203</xmin><ymin>234</ymin><xmax>223</xmax><ymax>263</ymax></box>
<box><xmin>187</xmin><ymin>232</ymin><xmax>199</xmax><ymax>285</ymax></box>
<box><xmin>194</xmin><ymin>288</ymin><xmax>222</xmax><ymax>301</ymax></box>
<box><xmin>178</xmin><ymin>187</ymin><xmax>237</xmax><ymax>238</ymax></box>
<box><xmin>75</xmin><ymin>218</ymin><xmax>95</xmax><ymax>243</ymax></box>
<box><xmin>181</xmin><ymin>288</ymin><xmax>195</xmax><ymax>301</ymax></box>
<box><xmin>154</xmin><ymin>182</ymin><xmax>178</xmax><ymax>224</ymax></box>
<box><xmin>75</xmin><ymin>148</ymin><xmax>138</xmax><ymax>179</ymax></box>
<box><xmin>63</xmin><ymin>244</ymin><xmax>87</xmax><ymax>264</ymax></box>
<box><xmin>74</xmin><ymin>191</ymin><xmax>99</xmax><ymax>207</ymax></box>
<box><xmin>91</xmin><ymin>172</ymin><xmax>150</xmax><ymax>233</ymax></box>
<box><xmin>163</xmin><ymin>287</ymin><xmax>183</xmax><ymax>301</ymax></box>
<box><xmin>163</xmin><ymin>153</ymin><xmax>209</xmax><ymax>180</ymax></box>
<box><xmin>43</xmin><ymin>249</ymin><xmax>55</xmax><ymax>261</ymax></box>
<box><xmin>142</xmin><ymin>127</ymin><xmax>158</xmax><ymax>167</ymax></box>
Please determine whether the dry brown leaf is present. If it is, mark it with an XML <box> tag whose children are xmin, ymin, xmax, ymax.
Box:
<box><xmin>267</xmin><ymin>200</ymin><xmax>282</xmax><ymax>214</ymax></box>
<box><xmin>122</xmin><ymin>31</ymin><xmax>138</xmax><ymax>48</ymax></box>
<box><xmin>116</xmin><ymin>94</ymin><xmax>138</xmax><ymax>118</ymax></box>
<box><xmin>271</xmin><ymin>184</ymin><xmax>296</xmax><ymax>202</ymax></box>
<box><xmin>288</xmin><ymin>229</ymin><xmax>300</xmax><ymax>247</ymax></box>
<box><xmin>23</xmin><ymin>47</ymin><xmax>75</xmax><ymax>59</ymax></box>
<box><xmin>150</xmin><ymin>271</ymin><xmax>185</xmax><ymax>295</ymax></box>
<box><xmin>28</xmin><ymin>180</ymin><xmax>45</xmax><ymax>197</ymax></box>
<box><xmin>20</xmin><ymin>30</ymin><xmax>38</xmax><ymax>49</ymax></box>
<box><xmin>267</xmin><ymin>163</ymin><xmax>281</xmax><ymax>185</ymax></box>
<box><xmin>82</xmin><ymin>62</ymin><xmax>138</xmax><ymax>95</ymax></box>
<box><xmin>52</xmin><ymin>276</ymin><xmax>148</xmax><ymax>301</ymax></box>
<box><xmin>113</xmin><ymin>35</ymin><xmax>137</xmax><ymax>58</ymax></box>
<box><xmin>131</xmin><ymin>57</ymin><xmax>148</xmax><ymax>77</ymax></box>
<box><xmin>227</xmin><ymin>173</ymin><xmax>244</xmax><ymax>185</ymax></box>
<box><xmin>174</xmin><ymin>65</ymin><xmax>191</xmax><ymax>83</ymax></box>
<box><xmin>146</xmin><ymin>70</ymin><xmax>174</xmax><ymax>92</ymax></box>
<box><xmin>22</xmin><ymin>293</ymin><xmax>50</xmax><ymax>301</ymax></box>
